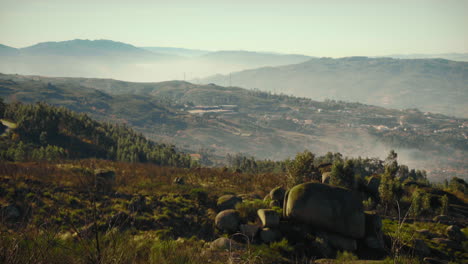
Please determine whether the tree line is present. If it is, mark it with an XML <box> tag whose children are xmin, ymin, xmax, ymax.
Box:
<box><xmin>0</xmin><ymin>98</ymin><xmax>194</xmax><ymax>167</ymax></box>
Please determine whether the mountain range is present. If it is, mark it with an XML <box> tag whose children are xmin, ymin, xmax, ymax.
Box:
<box><xmin>1</xmin><ymin>39</ymin><xmax>467</xmax><ymax>119</ymax></box>
<box><xmin>0</xmin><ymin>39</ymin><xmax>312</xmax><ymax>82</ymax></box>
<box><xmin>0</xmin><ymin>73</ymin><xmax>466</xmax><ymax>181</ymax></box>
<box><xmin>199</xmin><ymin>57</ymin><xmax>468</xmax><ymax>118</ymax></box>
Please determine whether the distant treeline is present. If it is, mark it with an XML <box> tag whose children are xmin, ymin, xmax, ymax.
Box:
<box><xmin>0</xmin><ymin>98</ymin><xmax>193</xmax><ymax>167</ymax></box>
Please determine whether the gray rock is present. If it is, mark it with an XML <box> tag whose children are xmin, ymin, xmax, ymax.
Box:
<box><xmin>215</xmin><ymin>209</ymin><xmax>241</xmax><ymax>233</ymax></box>
<box><xmin>269</xmin><ymin>186</ymin><xmax>286</xmax><ymax>202</ymax></box>
<box><xmin>364</xmin><ymin>212</ymin><xmax>384</xmax><ymax>249</ymax></box>
<box><xmin>210</xmin><ymin>237</ymin><xmax>238</xmax><ymax>250</ymax></box>
<box><xmin>260</xmin><ymin>228</ymin><xmax>281</xmax><ymax>243</ymax></box>
<box><xmin>284</xmin><ymin>182</ymin><xmax>365</xmax><ymax>238</ymax></box>
<box><xmin>317</xmin><ymin>231</ymin><xmax>357</xmax><ymax>251</ymax></box>
<box><xmin>446</xmin><ymin>225</ymin><xmax>465</xmax><ymax>242</ymax></box>
<box><xmin>269</xmin><ymin>200</ymin><xmax>281</xmax><ymax>208</ymax></box>
<box><xmin>217</xmin><ymin>195</ymin><xmax>242</xmax><ymax>211</ymax></box>
<box><xmin>257</xmin><ymin>209</ymin><xmax>280</xmax><ymax>228</ymax></box>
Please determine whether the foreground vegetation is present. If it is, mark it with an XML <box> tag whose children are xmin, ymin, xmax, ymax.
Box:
<box><xmin>0</xmin><ymin>100</ymin><xmax>466</xmax><ymax>263</ymax></box>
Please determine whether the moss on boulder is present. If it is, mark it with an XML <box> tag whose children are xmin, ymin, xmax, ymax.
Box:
<box><xmin>284</xmin><ymin>183</ymin><xmax>365</xmax><ymax>239</ymax></box>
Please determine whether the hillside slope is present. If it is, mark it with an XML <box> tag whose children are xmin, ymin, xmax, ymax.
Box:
<box><xmin>0</xmin><ymin>73</ymin><xmax>466</xmax><ymax>180</ymax></box>
<box><xmin>199</xmin><ymin>57</ymin><xmax>468</xmax><ymax>118</ymax></box>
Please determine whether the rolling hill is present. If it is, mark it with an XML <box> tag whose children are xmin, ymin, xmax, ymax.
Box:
<box><xmin>0</xmin><ymin>39</ymin><xmax>312</xmax><ymax>82</ymax></box>
<box><xmin>0</xmin><ymin>73</ymin><xmax>466</xmax><ymax>181</ymax></box>
<box><xmin>198</xmin><ymin>57</ymin><xmax>468</xmax><ymax>118</ymax></box>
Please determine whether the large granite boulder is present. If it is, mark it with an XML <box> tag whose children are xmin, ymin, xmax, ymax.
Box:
<box><xmin>283</xmin><ymin>183</ymin><xmax>365</xmax><ymax>238</ymax></box>
<box><xmin>257</xmin><ymin>209</ymin><xmax>280</xmax><ymax>228</ymax></box>
<box><xmin>217</xmin><ymin>195</ymin><xmax>242</xmax><ymax>211</ymax></box>
<box><xmin>269</xmin><ymin>186</ymin><xmax>286</xmax><ymax>202</ymax></box>
<box><xmin>364</xmin><ymin>211</ymin><xmax>384</xmax><ymax>249</ymax></box>
<box><xmin>215</xmin><ymin>209</ymin><xmax>241</xmax><ymax>233</ymax></box>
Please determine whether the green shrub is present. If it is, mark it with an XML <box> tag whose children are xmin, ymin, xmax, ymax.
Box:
<box><xmin>269</xmin><ymin>238</ymin><xmax>293</xmax><ymax>254</ymax></box>
<box><xmin>235</xmin><ymin>199</ymin><xmax>269</xmax><ymax>222</ymax></box>
<box><xmin>336</xmin><ymin>251</ymin><xmax>358</xmax><ymax>262</ymax></box>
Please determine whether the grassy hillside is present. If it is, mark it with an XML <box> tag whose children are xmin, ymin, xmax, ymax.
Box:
<box><xmin>199</xmin><ymin>57</ymin><xmax>468</xmax><ymax>118</ymax></box>
<box><xmin>0</xmin><ymin>73</ymin><xmax>466</xmax><ymax>181</ymax></box>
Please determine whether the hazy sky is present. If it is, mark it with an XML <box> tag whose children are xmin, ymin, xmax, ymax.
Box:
<box><xmin>1</xmin><ymin>0</ymin><xmax>467</xmax><ymax>57</ymax></box>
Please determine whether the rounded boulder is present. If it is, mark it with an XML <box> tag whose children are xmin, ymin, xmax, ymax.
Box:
<box><xmin>217</xmin><ymin>195</ymin><xmax>242</xmax><ymax>211</ymax></box>
<box><xmin>283</xmin><ymin>182</ymin><xmax>365</xmax><ymax>239</ymax></box>
<box><xmin>215</xmin><ymin>209</ymin><xmax>241</xmax><ymax>233</ymax></box>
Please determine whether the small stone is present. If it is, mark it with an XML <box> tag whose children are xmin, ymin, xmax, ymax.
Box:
<box><xmin>210</xmin><ymin>237</ymin><xmax>238</xmax><ymax>250</ymax></box>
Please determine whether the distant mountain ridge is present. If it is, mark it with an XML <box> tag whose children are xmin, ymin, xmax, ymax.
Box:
<box><xmin>199</xmin><ymin>56</ymin><xmax>468</xmax><ymax>118</ymax></box>
<box><xmin>385</xmin><ymin>53</ymin><xmax>468</xmax><ymax>62</ymax></box>
<box><xmin>0</xmin><ymin>39</ymin><xmax>312</xmax><ymax>81</ymax></box>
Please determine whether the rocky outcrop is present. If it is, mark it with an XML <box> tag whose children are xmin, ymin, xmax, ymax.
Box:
<box><xmin>217</xmin><ymin>195</ymin><xmax>242</xmax><ymax>211</ymax></box>
<box><xmin>257</xmin><ymin>209</ymin><xmax>280</xmax><ymax>228</ymax></box>
<box><xmin>283</xmin><ymin>183</ymin><xmax>365</xmax><ymax>239</ymax></box>
<box><xmin>269</xmin><ymin>186</ymin><xmax>286</xmax><ymax>202</ymax></box>
<box><xmin>446</xmin><ymin>225</ymin><xmax>465</xmax><ymax>242</ymax></box>
<box><xmin>215</xmin><ymin>209</ymin><xmax>241</xmax><ymax>233</ymax></box>
<box><xmin>364</xmin><ymin>212</ymin><xmax>384</xmax><ymax>249</ymax></box>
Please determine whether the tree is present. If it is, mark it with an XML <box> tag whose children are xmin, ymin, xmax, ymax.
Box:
<box><xmin>440</xmin><ymin>195</ymin><xmax>449</xmax><ymax>215</ymax></box>
<box><xmin>384</xmin><ymin>150</ymin><xmax>399</xmax><ymax>177</ymax></box>
<box><xmin>329</xmin><ymin>159</ymin><xmax>355</xmax><ymax>189</ymax></box>
<box><xmin>286</xmin><ymin>150</ymin><xmax>316</xmax><ymax>187</ymax></box>
<box><xmin>379</xmin><ymin>172</ymin><xmax>397</xmax><ymax>215</ymax></box>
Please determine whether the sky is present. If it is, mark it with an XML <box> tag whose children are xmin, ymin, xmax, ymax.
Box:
<box><xmin>0</xmin><ymin>0</ymin><xmax>467</xmax><ymax>57</ymax></box>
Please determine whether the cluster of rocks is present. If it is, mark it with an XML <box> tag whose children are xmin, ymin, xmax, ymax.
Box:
<box><xmin>415</xmin><ymin>224</ymin><xmax>466</xmax><ymax>260</ymax></box>
<box><xmin>212</xmin><ymin>182</ymin><xmax>386</xmax><ymax>257</ymax></box>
